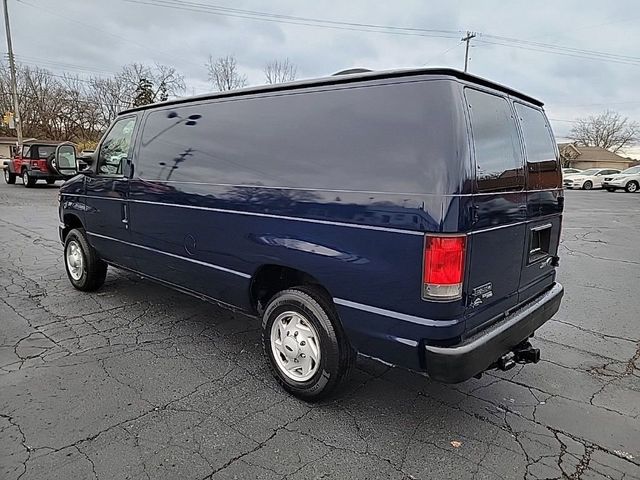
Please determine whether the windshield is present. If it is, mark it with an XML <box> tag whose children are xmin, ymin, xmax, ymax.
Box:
<box><xmin>579</xmin><ymin>169</ymin><xmax>600</xmax><ymax>175</ymax></box>
<box><xmin>621</xmin><ymin>166</ymin><xmax>640</xmax><ymax>175</ymax></box>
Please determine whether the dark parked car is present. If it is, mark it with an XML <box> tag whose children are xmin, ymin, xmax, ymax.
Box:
<box><xmin>58</xmin><ymin>68</ymin><xmax>564</xmax><ymax>400</ymax></box>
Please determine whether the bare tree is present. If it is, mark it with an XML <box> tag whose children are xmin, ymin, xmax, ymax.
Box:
<box><xmin>0</xmin><ymin>60</ymin><xmax>185</xmax><ymax>146</ymax></box>
<box><xmin>206</xmin><ymin>55</ymin><xmax>247</xmax><ymax>91</ymax></box>
<box><xmin>120</xmin><ymin>63</ymin><xmax>184</xmax><ymax>104</ymax></box>
<box><xmin>568</xmin><ymin>110</ymin><xmax>640</xmax><ymax>154</ymax></box>
<box><xmin>264</xmin><ymin>58</ymin><xmax>297</xmax><ymax>84</ymax></box>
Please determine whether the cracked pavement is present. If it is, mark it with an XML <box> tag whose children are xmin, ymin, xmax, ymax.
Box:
<box><xmin>1</xmin><ymin>183</ymin><xmax>639</xmax><ymax>480</ymax></box>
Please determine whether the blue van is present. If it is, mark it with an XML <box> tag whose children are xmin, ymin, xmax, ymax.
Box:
<box><xmin>58</xmin><ymin>68</ymin><xmax>564</xmax><ymax>400</ymax></box>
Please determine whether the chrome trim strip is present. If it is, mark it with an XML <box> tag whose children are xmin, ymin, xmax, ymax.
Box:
<box><xmin>86</xmin><ymin>232</ymin><xmax>251</xmax><ymax>279</ymax></box>
<box><xmin>333</xmin><ymin>298</ymin><xmax>458</xmax><ymax>327</ymax></box>
<box><xmin>63</xmin><ymin>195</ymin><xmax>560</xmax><ymax>237</ymax></box>
<box><xmin>61</xmin><ymin>186</ymin><xmax>562</xmax><ymax>199</ymax></box>
<box><xmin>64</xmin><ymin>194</ymin><xmax>424</xmax><ymax>236</ymax></box>
<box><xmin>128</xmin><ymin>199</ymin><xmax>425</xmax><ymax>236</ymax></box>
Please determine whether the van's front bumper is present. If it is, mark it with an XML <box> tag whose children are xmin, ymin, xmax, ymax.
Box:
<box><xmin>423</xmin><ymin>283</ymin><xmax>563</xmax><ymax>383</ymax></box>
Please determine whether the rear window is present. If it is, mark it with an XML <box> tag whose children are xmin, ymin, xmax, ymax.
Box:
<box><xmin>514</xmin><ymin>103</ymin><xmax>560</xmax><ymax>189</ymax></box>
<box><xmin>465</xmin><ymin>89</ymin><xmax>524</xmax><ymax>192</ymax></box>
<box><xmin>137</xmin><ymin>81</ymin><xmax>463</xmax><ymax>194</ymax></box>
<box><xmin>35</xmin><ymin>146</ymin><xmax>56</xmax><ymax>159</ymax></box>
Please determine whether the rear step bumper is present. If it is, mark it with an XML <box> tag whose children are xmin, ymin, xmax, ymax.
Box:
<box><xmin>423</xmin><ymin>282</ymin><xmax>563</xmax><ymax>383</ymax></box>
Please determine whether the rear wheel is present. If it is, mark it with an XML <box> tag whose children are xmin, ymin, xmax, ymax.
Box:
<box><xmin>3</xmin><ymin>168</ymin><xmax>15</xmax><ymax>184</ymax></box>
<box><xmin>64</xmin><ymin>228</ymin><xmax>108</xmax><ymax>291</ymax></box>
<box><xmin>22</xmin><ymin>170</ymin><xmax>35</xmax><ymax>188</ymax></box>
<box><xmin>582</xmin><ymin>180</ymin><xmax>593</xmax><ymax>190</ymax></box>
<box><xmin>262</xmin><ymin>286</ymin><xmax>355</xmax><ymax>401</ymax></box>
<box><xmin>46</xmin><ymin>179</ymin><xmax>55</xmax><ymax>185</ymax></box>
<box><xmin>625</xmin><ymin>181</ymin><xmax>639</xmax><ymax>193</ymax></box>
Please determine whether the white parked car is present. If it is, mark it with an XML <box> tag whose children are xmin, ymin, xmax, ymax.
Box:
<box><xmin>563</xmin><ymin>168</ymin><xmax>621</xmax><ymax>190</ymax></box>
<box><xmin>602</xmin><ymin>166</ymin><xmax>640</xmax><ymax>193</ymax></box>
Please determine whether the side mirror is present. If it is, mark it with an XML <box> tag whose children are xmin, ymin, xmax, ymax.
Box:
<box><xmin>55</xmin><ymin>144</ymin><xmax>78</xmax><ymax>177</ymax></box>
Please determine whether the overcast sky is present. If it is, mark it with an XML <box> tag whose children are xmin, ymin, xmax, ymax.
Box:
<box><xmin>7</xmin><ymin>0</ymin><xmax>640</xmax><ymax>157</ymax></box>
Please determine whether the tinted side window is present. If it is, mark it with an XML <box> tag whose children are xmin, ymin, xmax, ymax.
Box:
<box><xmin>137</xmin><ymin>81</ymin><xmax>463</xmax><ymax>194</ymax></box>
<box><xmin>466</xmin><ymin>89</ymin><xmax>524</xmax><ymax>192</ymax></box>
<box><xmin>97</xmin><ymin>116</ymin><xmax>136</xmax><ymax>176</ymax></box>
<box><xmin>514</xmin><ymin>103</ymin><xmax>560</xmax><ymax>189</ymax></box>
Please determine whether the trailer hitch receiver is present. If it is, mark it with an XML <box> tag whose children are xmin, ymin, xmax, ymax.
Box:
<box><xmin>496</xmin><ymin>341</ymin><xmax>540</xmax><ymax>371</ymax></box>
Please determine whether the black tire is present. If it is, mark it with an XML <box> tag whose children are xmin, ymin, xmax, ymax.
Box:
<box><xmin>46</xmin><ymin>179</ymin><xmax>55</xmax><ymax>185</ymax></box>
<box><xmin>262</xmin><ymin>286</ymin><xmax>355</xmax><ymax>401</ymax></box>
<box><xmin>3</xmin><ymin>168</ymin><xmax>15</xmax><ymax>184</ymax></box>
<box><xmin>606</xmin><ymin>188</ymin><xmax>616</xmax><ymax>192</ymax></box>
<box><xmin>625</xmin><ymin>181</ymin><xmax>639</xmax><ymax>193</ymax></box>
<box><xmin>22</xmin><ymin>169</ymin><xmax>35</xmax><ymax>188</ymax></box>
<box><xmin>582</xmin><ymin>180</ymin><xmax>593</xmax><ymax>190</ymax></box>
<box><xmin>63</xmin><ymin>228</ymin><xmax>108</xmax><ymax>291</ymax></box>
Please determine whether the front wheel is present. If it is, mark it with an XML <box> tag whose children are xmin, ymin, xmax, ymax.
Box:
<box><xmin>262</xmin><ymin>286</ymin><xmax>355</xmax><ymax>401</ymax></box>
<box><xmin>582</xmin><ymin>180</ymin><xmax>593</xmax><ymax>190</ymax></box>
<box><xmin>64</xmin><ymin>228</ymin><xmax>108</xmax><ymax>291</ymax></box>
<box><xmin>625</xmin><ymin>181</ymin><xmax>639</xmax><ymax>193</ymax></box>
<box><xmin>46</xmin><ymin>179</ymin><xmax>56</xmax><ymax>185</ymax></box>
<box><xmin>3</xmin><ymin>168</ymin><xmax>15</xmax><ymax>184</ymax></box>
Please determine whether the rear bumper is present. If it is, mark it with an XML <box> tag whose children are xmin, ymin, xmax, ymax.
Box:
<box><xmin>28</xmin><ymin>169</ymin><xmax>63</xmax><ymax>180</ymax></box>
<box><xmin>424</xmin><ymin>282</ymin><xmax>563</xmax><ymax>383</ymax></box>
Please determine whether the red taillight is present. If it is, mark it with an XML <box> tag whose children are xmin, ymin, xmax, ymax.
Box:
<box><xmin>422</xmin><ymin>235</ymin><xmax>466</xmax><ymax>301</ymax></box>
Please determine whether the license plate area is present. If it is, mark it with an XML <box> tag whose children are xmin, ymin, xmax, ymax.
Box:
<box><xmin>528</xmin><ymin>223</ymin><xmax>551</xmax><ymax>264</ymax></box>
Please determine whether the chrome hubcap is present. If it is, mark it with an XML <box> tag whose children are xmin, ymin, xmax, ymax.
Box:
<box><xmin>270</xmin><ymin>311</ymin><xmax>321</xmax><ymax>382</ymax></box>
<box><xmin>23</xmin><ymin>172</ymin><xmax>28</xmax><ymax>183</ymax></box>
<box><xmin>629</xmin><ymin>183</ymin><xmax>637</xmax><ymax>192</ymax></box>
<box><xmin>66</xmin><ymin>240</ymin><xmax>84</xmax><ymax>280</ymax></box>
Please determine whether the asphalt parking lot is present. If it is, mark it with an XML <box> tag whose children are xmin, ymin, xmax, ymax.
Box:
<box><xmin>1</xmin><ymin>182</ymin><xmax>638</xmax><ymax>480</ymax></box>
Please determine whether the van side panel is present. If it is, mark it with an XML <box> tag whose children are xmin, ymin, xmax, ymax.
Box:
<box><xmin>126</xmin><ymin>78</ymin><xmax>471</xmax><ymax>369</ymax></box>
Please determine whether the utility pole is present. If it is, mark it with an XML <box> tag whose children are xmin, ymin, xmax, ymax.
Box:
<box><xmin>3</xmin><ymin>0</ymin><xmax>23</xmax><ymax>150</ymax></box>
<box><xmin>461</xmin><ymin>31</ymin><xmax>476</xmax><ymax>73</ymax></box>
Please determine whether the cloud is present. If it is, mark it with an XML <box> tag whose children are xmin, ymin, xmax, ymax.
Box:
<box><xmin>8</xmin><ymin>0</ymin><xmax>640</xmax><ymax>156</ymax></box>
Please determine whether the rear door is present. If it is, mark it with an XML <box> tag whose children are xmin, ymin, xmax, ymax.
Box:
<box><xmin>84</xmin><ymin>115</ymin><xmax>138</xmax><ymax>268</ymax></box>
<box><xmin>514</xmin><ymin>103</ymin><xmax>563</xmax><ymax>302</ymax></box>
<box><xmin>464</xmin><ymin>88</ymin><xmax>527</xmax><ymax>333</ymax></box>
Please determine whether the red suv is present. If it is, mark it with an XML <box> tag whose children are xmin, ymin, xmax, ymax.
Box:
<box><xmin>3</xmin><ymin>141</ymin><xmax>75</xmax><ymax>187</ymax></box>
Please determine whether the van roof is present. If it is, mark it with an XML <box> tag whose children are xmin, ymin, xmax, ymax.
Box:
<box><xmin>121</xmin><ymin>67</ymin><xmax>543</xmax><ymax>115</ymax></box>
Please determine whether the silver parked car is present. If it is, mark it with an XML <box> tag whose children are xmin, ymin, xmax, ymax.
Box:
<box><xmin>602</xmin><ymin>166</ymin><xmax>640</xmax><ymax>193</ymax></box>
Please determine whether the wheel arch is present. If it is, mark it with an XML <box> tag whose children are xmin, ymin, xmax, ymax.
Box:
<box><xmin>61</xmin><ymin>213</ymin><xmax>84</xmax><ymax>242</ymax></box>
<box><xmin>249</xmin><ymin>264</ymin><xmax>334</xmax><ymax>315</ymax></box>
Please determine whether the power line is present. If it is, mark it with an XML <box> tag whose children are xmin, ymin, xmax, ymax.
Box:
<box><xmin>12</xmin><ymin>54</ymin><xmax>114</xmax><ymax>76</ymax></box>
<box><xmin>123</xmin><ymin>0</ymin><xmax>640</xmax><ymax>68</ymax></box>
<box><xmin>423</xmin><ymin>41</ymin><xmax>463</xmax><ymax>65</ymax></box>
<box><xmin>123</xmin><ymin>0</ymin><xmax>462</xmax><ymax>39</ymax></box>
<box><xmin>15</xmin><ymin>0</ymin><xmax>207</xmax><ymax>72</ymax></box>
<box><xmin>476</xmin><ymin>34</ymin><xmax>640</xmax><ymax>66</ymax></box>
